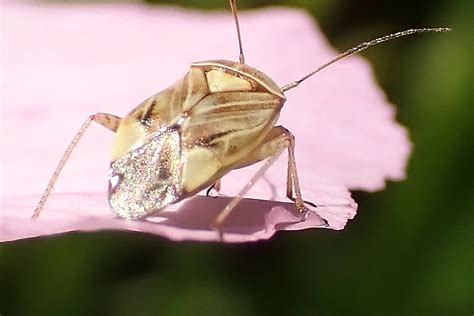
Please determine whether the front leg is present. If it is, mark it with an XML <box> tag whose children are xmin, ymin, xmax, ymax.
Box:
<box><xmin>32</xmin><ymin>113</ymin><xmax>122</xmax><ymax>219</ymax></box>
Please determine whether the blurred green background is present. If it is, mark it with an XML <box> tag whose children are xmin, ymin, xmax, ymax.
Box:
<box><xmin>1</xmin><ymin>0</ymin><xmax>472</xmax><ymax>315</ymax></box>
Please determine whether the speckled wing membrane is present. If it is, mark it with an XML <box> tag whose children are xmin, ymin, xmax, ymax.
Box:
<box><xmin>108</xmin><ymin>129</ymin><xmax>182</xmax><ymax>220</ymax></box>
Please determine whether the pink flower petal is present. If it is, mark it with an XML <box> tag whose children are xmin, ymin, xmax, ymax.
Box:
<box><xmin>0</xmin><ymin>3</ymin><xmax>410</xmax><ymax>242</ymax></box>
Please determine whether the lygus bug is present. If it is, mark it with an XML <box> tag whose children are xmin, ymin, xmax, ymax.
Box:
<box><xmin>31</xmin><ymin>0</ymin><xmax>450</xmax><ymax>233</ymax></box>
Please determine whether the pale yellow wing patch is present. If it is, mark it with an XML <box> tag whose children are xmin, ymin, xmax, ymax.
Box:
<box><xmin>180</xmin><ymin>146</ymin><xmax>222</xmax><ymax>194</ymax></box>
<box><xmin>111</xmin><ymin>120</ymin><xmax>147</xmax><ymax>161</ymax></box>
<box><xmin>206</xmin><ymin>69</ymin><xmax>252</xmax><ymax>93</ymax></box>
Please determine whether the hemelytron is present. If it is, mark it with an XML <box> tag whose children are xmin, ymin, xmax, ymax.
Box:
<box><xmin>32</xmin><ymin>0</ymin><xmax>450</xmax><ymax>234</ymax></box>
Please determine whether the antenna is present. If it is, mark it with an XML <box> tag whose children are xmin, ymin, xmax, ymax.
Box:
<box><xmin>230</xmin><ymin>0</ymin><xmax>245</xmax><ymax>64</ymax></box>
<box><xmin>281</xmin><ymin>28</ymin><xmax>451</xmax><ymax>92</ymax></box>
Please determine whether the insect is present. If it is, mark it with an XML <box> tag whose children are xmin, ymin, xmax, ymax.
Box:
<box><xmin>31</xmin><ymin>0</ymin><xmax>450</xmax><ymax>234</ymax></box>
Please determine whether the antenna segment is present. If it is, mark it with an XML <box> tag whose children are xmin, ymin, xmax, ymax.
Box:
<box><xmin>230</xmin><ymin>0</ymin><xmax>245</xmax><ymax>64</ymax></box>
<box><xmin>281</xmin><ymin>28</ymin><xmax>451</xmax><ymax>92</ymax></box>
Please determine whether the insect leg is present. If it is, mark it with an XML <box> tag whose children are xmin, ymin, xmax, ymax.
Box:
<box><xmin>206</xmin><ymin>178</ymin><xmax>222</xmax><ymax>198</ymax></box>
<box><xmin>93</xmin><ymin>112</ymin><xmax>121</xmax><ymax>132</ymax></box>
<box><xmin>31</xmin><ymin>113</ymin><xmax>122</xmax><ymax>219</ymax></box>
<box><xmin>213</xmin><ymin>126</ymin><xmax>316</xmax><ymax>230</ymax></box>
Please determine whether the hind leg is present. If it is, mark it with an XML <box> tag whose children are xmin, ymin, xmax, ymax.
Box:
<box><xmin>213</xmin><ymin>126</ymin><xmax>320</xmax><ymax>230</ymax></box>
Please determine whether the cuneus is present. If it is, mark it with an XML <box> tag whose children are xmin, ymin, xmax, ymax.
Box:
<box><xmin>31</xmin><ymin>0</ymin><xmax>450</xmax><ymax>233</ymax></box>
